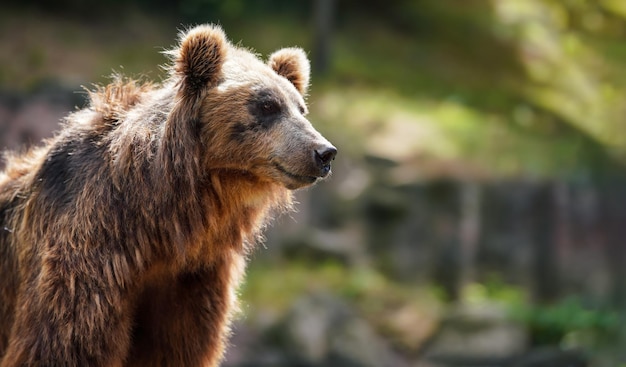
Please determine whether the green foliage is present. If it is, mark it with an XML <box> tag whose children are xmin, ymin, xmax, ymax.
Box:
<box><xmin>462</xmin><ymin>279</ymin><xmax>621</xmax><ymax>358</ymax></box>
<box><xmin>240</xmin><ymin>260</ymin><xmax>438</xmax><ymax>314</ymax></box>
<box><xmin>519</xmin><ymin>297</ymin><xmax>620</xmax><ymax>348</ymax></box>
<box><xmin>462</xmin><ymin>278</ymin><xmax>526</xmax><ymax>307</ymax></box>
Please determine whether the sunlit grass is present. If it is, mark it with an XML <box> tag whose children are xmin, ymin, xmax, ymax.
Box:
<box><xmin>311</xmin><ymin>85</ymin><xmax>598</xmax><ymax>179</ymax></box>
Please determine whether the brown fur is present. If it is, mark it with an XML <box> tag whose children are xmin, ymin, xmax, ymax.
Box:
<box><xmin>0</xmin><ymin>24</ymin><xmax>335</xmax><ymax>367</ymax></box>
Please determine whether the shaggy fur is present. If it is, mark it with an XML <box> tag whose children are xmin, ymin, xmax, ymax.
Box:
<box><xmin>0</xmin><ymin>24</ymin><xmax>335</xmax><ymax>367</ymax></box>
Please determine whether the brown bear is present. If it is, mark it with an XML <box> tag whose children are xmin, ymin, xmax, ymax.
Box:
<box><xmin>0</xmin><ymin>24</ymin><xmax>336</xmax><ymax>367</ymax></box>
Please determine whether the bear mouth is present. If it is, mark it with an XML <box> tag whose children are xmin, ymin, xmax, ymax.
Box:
<box><xmin>272</xmin><ymin>163</ymin><xmax>318</xmax><ymax>186</ymax></box>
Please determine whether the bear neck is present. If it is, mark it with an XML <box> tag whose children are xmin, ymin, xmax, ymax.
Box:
<box><xmin>151</xmin><ymin>163</ymin><xmax>292</xmax><ymax>266</ymax></box>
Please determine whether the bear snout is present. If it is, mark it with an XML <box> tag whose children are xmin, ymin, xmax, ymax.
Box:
<box><xmin>314</xmin><ymin>145</ymin><xmax>337</xmax><ymax>177</ymax></box>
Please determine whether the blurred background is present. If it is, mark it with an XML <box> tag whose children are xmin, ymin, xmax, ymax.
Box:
<box><xmin>2</xmin><ymin>0</ymin><xmax>626</xmax><ymax>366</ymax></box>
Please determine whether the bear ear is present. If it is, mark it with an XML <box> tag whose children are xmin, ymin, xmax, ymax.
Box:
<box><xmin>268</xmin><ymin>48</ymin><xmax>310</xmax><ymax>96</ymax></box>
<box><xmin>173</xmin><ymin>24</ymin><xmax>228</xmax><ymax>94</ymax></box>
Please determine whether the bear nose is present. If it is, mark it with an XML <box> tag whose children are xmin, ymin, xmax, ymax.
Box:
<box><xmin>314</xmin><ymin>145</ymin><xmax>337</xmax><ymax>177</ymax></box>
<box><xmin>315</xmin><ymin>146</ymin><xmax>337</xmax><ymax>166</ymax></box>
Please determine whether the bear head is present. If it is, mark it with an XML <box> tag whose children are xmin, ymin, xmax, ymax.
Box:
<box><xmin>169</xmin><ymin>24</ymin><xmax>336</xmax><ymax>190</ymax></box>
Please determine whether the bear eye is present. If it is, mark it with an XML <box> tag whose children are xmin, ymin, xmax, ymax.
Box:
<box><xmin>260</xmin><ymin>100</ymin><xmax>281</xmax><ymax>116</ymax></box>
<box><xmin>248</xmin><ymin>89</ymin><xmax>283</xmax><ymax>127</ymax></box>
